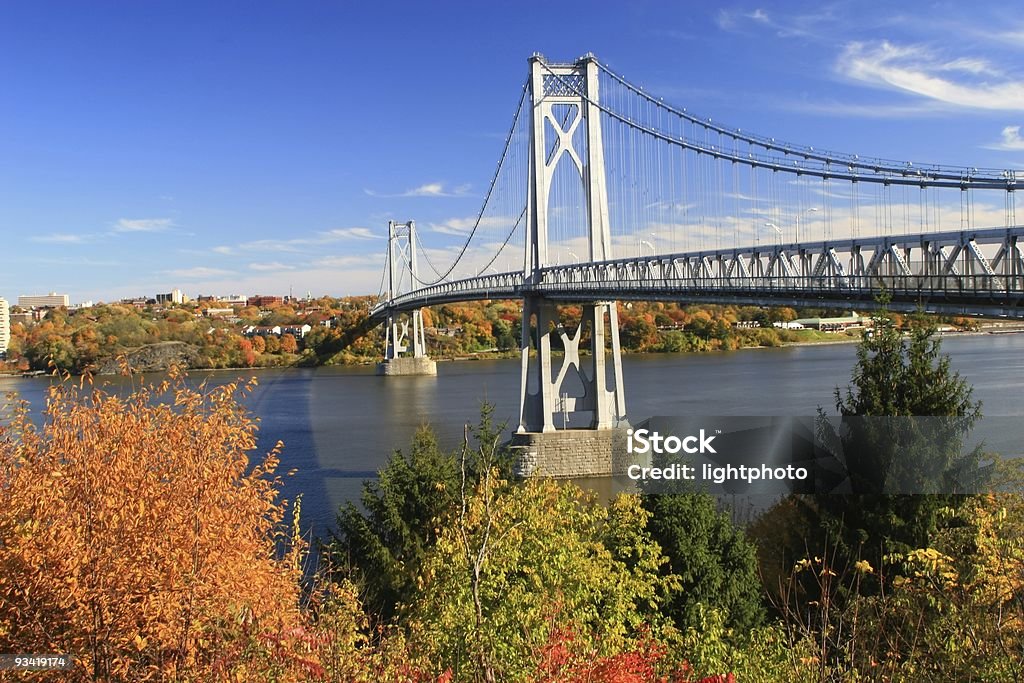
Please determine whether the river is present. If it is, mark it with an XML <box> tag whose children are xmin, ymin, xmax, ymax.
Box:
<box><xmin>3</xmin><ymin>333</ymin><xmax>1023</xmax><ymax>539</ymax></box>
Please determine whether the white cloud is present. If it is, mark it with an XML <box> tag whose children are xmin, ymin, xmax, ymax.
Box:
<box><xmin>939</xmin><ymin>57</ymin><xmax>1000</xmax><ymax>77</ymax></box>
<box><xmin>321</xmin><ymin>227</ymin><xmax>381</xmax><ymax>240</ymax></box>
<box><xmin>776</xmin><ymin>98</ymin><xmax>951</xmax><ymax>118</ymax></box>
<box><xmin>228</xmin><ymin>227</ymin><xmax>381</xmax><ymax>253</ymax></box>
<box><xmin>211</xmin><ymin>246</ymin><xmax>234</xmax><ymax>255</ymax></box>
<box><xmin>715</xmin><ymin>9</ymin><xmax>737</xmax><ymax>31</ymax></box>
<box><xmin>986</xmin><ymin>125</ymin><xmax>1024</xmax><ymax>151</ymax></box>
<box><xmin>165</xmin><ymin>267</ymin><xmax>234</xmax><ymax>279</ymax></box>
<box><xmin>749</xmin><ymin>9</ymin><xmax>769</xmax><ymax>23</ymax></box>
<box><xmin>365</xmin><ymin>182</ymin><xmax>473</xmax><ymax>198</ymax></box>
<box><xmin>429</xmin><ymin>215</ymin><xmax>511</xmax><ymax>236</ymax></box>
<box><xmin>313</xmin><ymin>255</ymin><xmax>382</xmax><ymax>268</ymax></box>
<box><xmin>30</xmin><ymin>233</ymin><xmax>92</xmax><ymax>244</ymax></box>
<box><xmin>714</xmin><ymin>6</ymin><xmax>829</xmax><ymax>39</ymax></box>
<box><xmin>114</xmin><ymin>218</ymin><xmax>174</xmax><ymax>233</ymax></box>
<box><xmin>249</xmin><ymin>262</ymin><xmax>296</xmax><ymax>272</ymax></box>
<box><xmin>837</xmin><ymin>41</ymin><xmax>1024</xmax><ymax>110</ymax></box>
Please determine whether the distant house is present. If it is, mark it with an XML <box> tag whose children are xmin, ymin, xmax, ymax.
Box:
<box><xmin>281</xmin><ymin>324</ymin><xmax>312</xmax><ymax>339</ymax></box>
<box><xmin>305</xmin><ymin>313</ymin><xmax>333</xmax><ymax>328</ymax></box>
<box><xmin>243</xmin><ymin>325</ymin><xmax>282</xmax><ymax>337</ymax></box>
<box><xmin>793</xmin><ymin>312</ymin><xmax>871</xmax><ymax>331</ymax></box>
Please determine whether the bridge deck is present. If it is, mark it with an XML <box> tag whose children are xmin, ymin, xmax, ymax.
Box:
<box><xmin>371</xmin><ymin>226</ymin><xmax>1024</xmax><ymax>321</ymax></box>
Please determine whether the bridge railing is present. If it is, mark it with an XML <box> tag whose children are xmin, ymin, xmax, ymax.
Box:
<box><xmin>371</xmin><ymin>226</ymin><xmax>1024</xmax><ymax>319</ymax></box>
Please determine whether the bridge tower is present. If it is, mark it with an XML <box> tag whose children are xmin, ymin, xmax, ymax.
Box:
<box><xmin>377</xmin><ymin>220</ymin><xmax>437</xmax><ymax>376</ymax></box>
<box><xmin>518</xmin><ymin>54</ymin><xmax>627</xmax><ymax>437</ymax></box>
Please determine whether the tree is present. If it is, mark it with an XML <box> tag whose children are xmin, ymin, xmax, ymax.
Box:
<box><xmin>0</xmin><ymin>374</ymin><xmax>307</xmax><ymax>681</ymax></box>
<box><xmin>642</xmin><ymin>494</ymin><xmax>765</xmax><ymax>635</ymax></box>
<box><xmin>407</xmin><ymin>478</ymin><xmax>674</xmax><ymax>681</ymax></box>
<box><xmin>329</xmin><ymin>426</ymin><xmax>459</xmax><ymax>623</ymax></box>
<box><xmin>237</xmin><ymin>338</ymin><xmax>257</xmax><ymax>366</ymax></box>
<box><xmin>816</xmin><ymin>305</ymin><xmax>982</xmax><ymax>583</ymax></box>
<box><xmin>280</xmin><ymin>333</ymin><xmax>299</xmax><ymax>354</ymax></box>
<box><xmin>621</xmin><ymin>316</ymin><xmax>658</xmax><ymax>351</ymax></box>
<box><xmin>327</xmin><ymin>405</ymin><xmax>514</xmax><ymax>624</ymax></box>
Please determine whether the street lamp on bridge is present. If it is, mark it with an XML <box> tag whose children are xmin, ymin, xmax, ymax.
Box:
<box><xmin>797</xmin><ymin>207</ymin><xmax>820</xmax><ymax>243</ymax></box>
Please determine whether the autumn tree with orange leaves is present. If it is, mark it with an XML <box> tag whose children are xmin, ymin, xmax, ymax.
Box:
<box><xmin>0</xmin><ymin>372</ymin><xmax>310</xmax><ymax>681</ymax></box>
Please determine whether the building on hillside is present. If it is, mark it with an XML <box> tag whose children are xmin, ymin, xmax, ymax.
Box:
<box><xmin>10</xmin><ymin>311</ymin><xmax>36</xmax><ymax>326</ymax></box>
<box><xmin>203</xmin><ymin>308</ymin><xmax>235</xmax><ymax>317</ymax></box>
<box><xmin>247</xmin><ymin>295</ymin><xmax>283</xmax><ymax>308</ymax></box>
<box><xmin>242</xmin><ymin>325</ymin><xmax>282</xmax><ymax>337</ymax></box>
<box><xmin>793</xmin><ymin>312</ymin><xmax>872</xmax><ymax>332</ymax></box>
<box><xmin>280</xmin><ymin>324</ymin><xmax>312</xmax><ymax>339</ymax></box>
<box><xmin>156</xmin><ymin>288</ymin><xmax>186</xmax><ymax>305</ymax></box>
<box><xmin>18</xmin><ymin>292</ymin><xmax>69</xmax><ymax>309</ymax></box>
<box><xmin>221</xmin><ymin>294</ymin><xmax>248</xmax><ymax>306</ymax></box>
<box><xmin>0</xmin><ymin>297</ymin><xmax>9</xmax><ymax>355</ymax></box>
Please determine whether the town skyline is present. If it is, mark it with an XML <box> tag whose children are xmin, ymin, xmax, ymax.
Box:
<box><xmin>3</xmin><ymin>1</ymin><xmax>1022</xmax><ymax>303</ymax></box>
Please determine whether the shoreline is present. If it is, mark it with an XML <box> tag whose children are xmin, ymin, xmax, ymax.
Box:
<box><xmin>3</xmin><ymin>329</ymin><xmax>1016</xmax><ymax>379</ymax></box>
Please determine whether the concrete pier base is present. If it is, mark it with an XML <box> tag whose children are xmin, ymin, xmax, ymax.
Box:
<box><xmin>375</xmin><ymin>357</ymin><xmax>437</xmax><ymax>376</ymax></box>
<box><xmin>510</xmin><ymin>428</ymin><xmax>631</xmax><ymax>478</ymax></box>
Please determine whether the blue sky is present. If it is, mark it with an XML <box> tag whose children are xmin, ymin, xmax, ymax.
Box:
<box><xmin>1</xmin><ymin>1</ymin><xmax>1022</xmax><ymax>304</ymax></box>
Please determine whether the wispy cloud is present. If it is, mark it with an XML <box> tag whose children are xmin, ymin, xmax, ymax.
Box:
<box><xmin>774</xmin><ymin>98</ymin><xmax>951</xmax><ymax>118</ymax></box>
<box><xmin>321</xmin><ymin>227</ymin><xmax>381</xmax><ymax>240</ymax></box>
<box><xmin>219</xmin><ymin>226</ymin><xmax>382</xmax><ymax>254</ymax></box>
<box><xmin>715</xmin><ymin>6</ymin><xmax>832</xmax><ymax>39</ymax></box>
<box><xmin>365</xmin><ymin>182</ymin><xmax>473</xmax><ymax>198</ymax></box>
<box><xmin>249</xmin><ymin>262</ymin><xmax>296</xmax><ymax>272</ymax></box>
<box><xmin>985</xmin><ymin>125</ymin><xmax>1024</xmax><ymax>151</ymax></box>
<box><xmin>166</xmin><ymin>267</ymin><xmax>234</xmax><ymax>279</ymax></box>
<box><xmin>837</xmin><ymin>41</ymin><xmax>1024</xmax><ymax>110</ymax></box>
<box><xmin>313</xmin><ymin>254</ymin><xmax>382</xmax><ymax>268</ymax></box>
<box><xmin>29</xmin><ymin>218</ymin><xmax>176</xmax><ymax>245</ymax></box>
<box><xmin>30</xmin><ymin>233</ymin><xmax>94</xmax><ymax>244</ymax></box>
<box><xmin>113</xmin><ymin>218</ymin><xmax>174</xmax><ymax>233</ymax></box>
<box><xmin>428</xmin><ymin>215</ymin><xmax>511</xmax><ymax>236</ymax></box>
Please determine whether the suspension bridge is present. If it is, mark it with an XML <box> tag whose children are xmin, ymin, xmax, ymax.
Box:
<box><xmin>367</xmin><ymin>53</ymin><xmax>1021</xmax><ymax>473</ymax></box>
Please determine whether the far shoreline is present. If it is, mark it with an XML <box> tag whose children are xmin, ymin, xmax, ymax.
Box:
<box><xmin>2</xmin><ymin>328</ymin><xmax>1015</xmax><ymax>380</ymax></box>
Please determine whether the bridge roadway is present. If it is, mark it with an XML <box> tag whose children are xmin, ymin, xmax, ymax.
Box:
<box><xmin>371</xmin><ymin>225</ymin><xmax>1024</xmax><ymax>321</ymax></box>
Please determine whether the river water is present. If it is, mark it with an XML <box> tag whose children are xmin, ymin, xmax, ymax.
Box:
<box><xmin>3</xmin><ymin>333</ymin><xmax>1022</xmax><ymax>539</ymax></box>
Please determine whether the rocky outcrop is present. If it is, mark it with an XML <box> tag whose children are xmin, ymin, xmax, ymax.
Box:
<box><xmin>94</xmin><ymin>341</ymin><xmax>202</xmax><ymax>375</ymax></box>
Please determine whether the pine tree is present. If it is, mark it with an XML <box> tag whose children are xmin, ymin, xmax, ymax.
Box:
<box><xmin>817</xmin><ymin>303</ymin><xmax>982</xmax><ymax>578</ymax></box>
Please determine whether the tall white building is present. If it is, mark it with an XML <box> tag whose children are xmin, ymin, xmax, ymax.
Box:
<box><xmin>0</xmin><ymin>297</ymin><xmax>10</xmax><ymax>355</ymax></box>
<box><xmin>18</xmin><ymin>292</ymin><xmax>69</xmax><ymax>308</ymax></box>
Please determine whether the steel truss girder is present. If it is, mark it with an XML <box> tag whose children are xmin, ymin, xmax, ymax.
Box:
<box><xmin>370</xmin><ymin>225</ymin><xmax>1024</xmax><ymax>322</ymax></box>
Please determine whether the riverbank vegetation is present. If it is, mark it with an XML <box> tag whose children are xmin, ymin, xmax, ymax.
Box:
<box><xmin>2</xmin><ymin>314</ymin><xmax>1019</xmax><ymax>681</ymax></box>
<box><xmin>0</xmin><ymin>295</ymin><xmax>978</xmax><ymax>375</ymax></box>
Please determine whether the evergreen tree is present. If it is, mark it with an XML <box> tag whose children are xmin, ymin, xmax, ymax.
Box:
<box><xmin>816</xmin><ymin>304</ymin><xmax>982</xmax><ymax>578</ymax></box>
<box><xmin>642</xmin><ymin>493</ymin><xmax>765</xmax><ymax>634</ymax></box>
<box><xmin>327</xmin><ymin>405</ymin><xmax>513</xmax><ymax>623</ymax></box>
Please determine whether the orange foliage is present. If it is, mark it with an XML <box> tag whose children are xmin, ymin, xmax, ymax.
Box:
<box><xmin>0</xmin><ymin>372</ymin><xmax>306</xmax><ymax>681</ymax></box>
